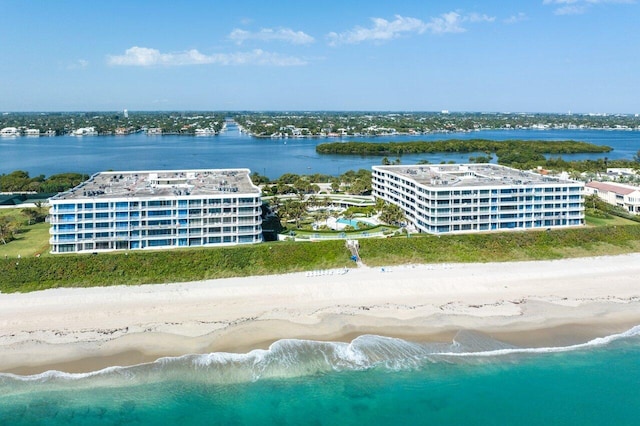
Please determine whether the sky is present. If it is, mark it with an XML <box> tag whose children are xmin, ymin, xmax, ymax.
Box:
<box><xmin>1</xmin><ymin>0</ymin><xmax>638</xmax><ymax>113</ymax></box>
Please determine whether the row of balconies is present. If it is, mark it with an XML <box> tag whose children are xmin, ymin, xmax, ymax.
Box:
<box><xmin>413</xmin><ymin>204</ymin><xmax>585</xmax><ymax>216</ymax></box>
<box><xmin>412</xmin><ymin>212</ymin><xmax>584</xmax><ymax>226</ymax></box>
<box><xmin>403</xmin><ymin>192</ymin><xmax>579</xmax><ymax>204</ymax></box>
<box><xmin>49</xmin><ymin>201</ymin><xmax>261</xmax><ymax>214</ymax></box>
<box><xmin>375</xmin><ymin>187</ymin><xmax>583</xmax><ymax>203</ymax></box>
<box><xmin>375</xmin><ymin>183</ymin><xmax>582</xmax><ymax>197</ymax></box>
<box><xmin>419</xmin><ymin>220</ymin><xmax>582</xmax><ymax>233</ymax></box>
<box><xmin>49</xmin><ymin>211</ymin><xmax>261</xmax><ymax>224</ymax></box>
<box><xmin>50</xmin><ymin>220</ymin><xmax>261</xmax><ymax>233</ymax></box>
<box><xmin>378</xmin><ymin>191</ymin><xmax>583</xmax><ymax>211</ymax></box>
<box><xmin>50</xmin><ymin>228</ymin><xmax>261</xmax><ymax>244</ymax></box>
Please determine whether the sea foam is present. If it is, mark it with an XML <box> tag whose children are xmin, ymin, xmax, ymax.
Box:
<box><xmin>1</xmin><ymin>325</ymin><xmax>639</xmax><ymax>396</ymax></box>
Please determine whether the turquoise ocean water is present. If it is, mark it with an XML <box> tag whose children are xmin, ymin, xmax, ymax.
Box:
<box><xmin>1</xmin><ymin>328</ymin><xmax>639</xmax><ymax>425</ymax></box>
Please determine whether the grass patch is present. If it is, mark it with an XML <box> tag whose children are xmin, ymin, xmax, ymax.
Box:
<box><xmin>585</xmin><ymin>213</ymin><xmax>636</xmax><ymax>227</ymax></box>
<box><xmin>358</xmin><ymin>225</ymin><xmax>640</xmax><ymax>267</ymax></box>
<box><xmin>0</xmin><ymin>222</ymin><xmax>50</xmax><ymax>258</ymax></box>
<box><xmin>0</xmin><ymin>208</ymin><xmax>51</xmax><ymax>258</ymax></box>
<box><xmin>0</xmin><ymin>240</ymin><xmax>353</xmax><ymax>293</ymax></box>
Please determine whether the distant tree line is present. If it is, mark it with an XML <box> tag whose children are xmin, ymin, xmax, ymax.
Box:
<box><xmin>4</xmin><ymin>112</ymin><xmax>640</xmax><ymax>138</ymax></box>
<box><xmin>252</xmin><ymin>169</ymin><xmax>372</xmax><ymax>196</ymax></box>
<box><xmin>234</xmin><ymin>111</ymin><xmax>640</xmax><ymax>136</ymax></box>
<box><xmin>316</xmin><ymin>139</ymin><xmax>612</xmax><ymax>156</ymax></box>
<box><xmin>0</xmin><ymin>171</ymin><xmax>88</xmax><ymax>193</ymax></box>
<box><xmin>316</xmin><ymin>139</ymin><xmax>623</xmax><ymax>171</ymax></box>
<box><xmin>0</xmin><ymin>112</ymin><xmax>226</xmax><ymax>135</ymax></box>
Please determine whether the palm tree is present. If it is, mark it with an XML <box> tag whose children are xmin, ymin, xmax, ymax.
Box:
<box><xmin>380</xmin><ymin>203</ymin><xmax>405</xmax><ymax>226</ymax></box>
<box><xmin>315</xmin><ymin>210</ymin><xmax>329</xmax><ymax>228</ymax></box>
<box><xmin>280</xmin><ymin>200</ymin><xmax>305</xmax><ymax>229</ymax></box>
<box><xmin>270</xmin><ymin>196</ymin><xmax>280</xmax><ymax>212</ymax></box>
<box><xmin>0</xmin><ymin>217</ymin><xmax>19</xmax><ymax>245</ymax></box>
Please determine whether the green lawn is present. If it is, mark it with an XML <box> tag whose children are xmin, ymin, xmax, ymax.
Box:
<box><xmin>0</xmin><ymin>208</ymin><xmax>50</xmax><ymax>258</ymax></box>
<box><xmin>584</xmin><ymin>213</ymin><xmax>637</xmax><ymax>227</ymax></box>
<box><xmin>0</xmin><ymin>222</ymin><xmax>50</xmax><ymax>258</ymax></box>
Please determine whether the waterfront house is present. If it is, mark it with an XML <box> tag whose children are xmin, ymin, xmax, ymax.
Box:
<box><xmin>0</xmin><ymin>127</ymin><xmax>19</xmax><ymax>137</ymax></box>
<box><xmin>584</xmin><ymin>181</ymin><xmax>640</xmax><ymax>214</ymax></box>
<box><xmin>72</xmin><ymin>127</ymin><xmax>98</xmax><ymax>136</ymax></box>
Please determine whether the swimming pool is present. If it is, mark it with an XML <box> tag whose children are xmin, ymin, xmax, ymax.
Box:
<box><xmin>336</xmin><ymin>218</ymin><xmax>366</xmax><ymax>229</ymax></box>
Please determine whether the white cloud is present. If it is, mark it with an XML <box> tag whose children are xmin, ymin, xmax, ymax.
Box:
<box><xmin>467</xmin><ymin>13</ymin><xmax>496</xmax><ymax>23</ymax></box>
<box><xmin>425</xmin><ymin>12</ymin><xmax>466</xmax><ymax>34</ymax></box>
<box><xmin>327</xmin><ymin>12</ymin><xmax>495</xmax><ymax>45</ymax></box>
<box><xmin>107</xmin><ymin>46</ymin><xmax>306</xmax><ymax>67</ymax></box>
<box><xmin>229</xmin><ymin>28</ymin><xmax>314</xmax><ymax>45</ymax></box>
<box><xmin>543</xmin><ymin>0</ymin><xmax>635</xmax><ymax>14</ymax></box>
<box><xmin>327</xmin><ymin>15</ymin><xmax>428</xmax><ymax>45</ymax></box>
<box><xmin>504</xmin><ymin>12</ymin><xmax>528</xmax><ymax>23</ymax></box>
<box><xmin>107</xmin><ymin>47</ymin><xmax>210</xmax><ymax>66</ymax></box>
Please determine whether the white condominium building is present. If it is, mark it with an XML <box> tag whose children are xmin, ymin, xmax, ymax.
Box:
<box><xmin>584</xmin><ymin>181</ymin><xmax>640</xmax><ymax>214</ymax></box>
<box><xmin>49</xmin><ymin>169</ymin><xmax>263</xmax><ymax>253</ymax></box>
<box><xmin>372</xmin><ymin>164</ymin><xmax>584</xmax><ymax>234</ymax></box>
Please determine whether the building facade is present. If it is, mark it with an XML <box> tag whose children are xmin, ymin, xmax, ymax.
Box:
<box><xmin>372</xmin><ymin>164</ymin><xmax>584</xmax><ymax>234</ymax></box>
<box><xmin>49</xmin><ymin>169</ymin><xmax>263</xmax><ymax>254</ymax></box>
<box><xmin>584</xmin><ymin>181</ymin><xmax>640</xmax><ymax>214</ymax></box>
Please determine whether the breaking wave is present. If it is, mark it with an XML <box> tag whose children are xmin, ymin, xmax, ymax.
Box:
<box><xmin>2</xmin><ymin>325</ymin><xmax>639</xmax><ymax>396</ymax></box>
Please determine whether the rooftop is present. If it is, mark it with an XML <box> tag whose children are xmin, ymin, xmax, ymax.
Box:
<box><xmin>373</xmin><ymin>164</ymin><xmax>580</xmax><ymax>188</ymax></box>
<box><xmin>585</xmin><ymin>181</ymin><xmax>639</xmax><ymax>195</ymax></box>
<box><xmin>51</xmin><ymin>169</ymin><xmax>259</xmax><ymax>201</ymax></box>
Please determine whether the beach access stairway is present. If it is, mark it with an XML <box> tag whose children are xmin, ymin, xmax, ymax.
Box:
<box><xmin>346</xmin><ymin>239</ymin><xmax>361</xmax><ymax>263</ymax></box>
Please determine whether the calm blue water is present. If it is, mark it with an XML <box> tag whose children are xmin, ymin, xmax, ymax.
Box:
<box><xmin>2</xmin><ymin>128</ymin><xmax>639</xmax><ymax>178</ymax></box>
<box><xmin>336</xmin><ymin>218</ymin><xmax>368</xmax><ymax>229</ymax></box>
<box><xmin>1</xmin><ymin>329</ymin><xmax>639</xmax><ymax>425</ymax></box>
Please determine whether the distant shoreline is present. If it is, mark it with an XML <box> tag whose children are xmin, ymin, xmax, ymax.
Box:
<box><xmin>3</xmin><ymin>126</ymin><xmax>640</xmax><ymax>138</ymax></box>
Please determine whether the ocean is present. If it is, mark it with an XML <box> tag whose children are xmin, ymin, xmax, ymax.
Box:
<box><xmin>1</xmin><ymin>328</ymin><xmax>639</xmax><ymax>425</ymax></box>
<box><xmin>1</xmin><ymin>127</ymin><xmax>639</xmax><ymax>178</ymax></box>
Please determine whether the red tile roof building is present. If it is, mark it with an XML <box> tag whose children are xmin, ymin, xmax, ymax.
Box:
<box><xmin>585</xmin><ymin>181</ymin><xmax>640</xmax><ymax>214</ymax></box>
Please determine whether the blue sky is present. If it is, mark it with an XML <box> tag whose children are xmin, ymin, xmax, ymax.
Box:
<box><xmin>1</xmin><ymin>0</ymin><xmax>638</xmax><ymax>113</ymax></box>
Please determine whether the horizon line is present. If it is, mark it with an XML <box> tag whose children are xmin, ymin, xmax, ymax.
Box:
<box><xmin>3</xmin><ymin>110</ymin><xmax>639</xmax><ymax>116</ymax></box>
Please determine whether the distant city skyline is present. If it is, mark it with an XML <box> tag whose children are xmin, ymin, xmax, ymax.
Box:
<box><xmin>2</xmin><ymin>0</ymin><xmax>639</xmax><ymax>113</ymax></box>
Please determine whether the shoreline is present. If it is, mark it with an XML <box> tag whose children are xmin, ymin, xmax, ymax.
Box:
<box><xmin>2</xmin><ymin>254</ymin><xmax>640</xmax><ymax>375</ymax></box>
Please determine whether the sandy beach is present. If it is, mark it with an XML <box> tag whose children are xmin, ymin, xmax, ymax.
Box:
<box><xmin>1</xmin><ymin>253</ymin><xmax>640</xmax><ymax>375</ymax></box>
